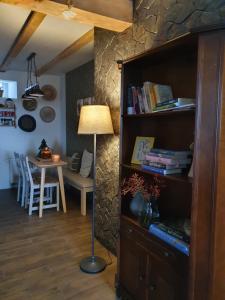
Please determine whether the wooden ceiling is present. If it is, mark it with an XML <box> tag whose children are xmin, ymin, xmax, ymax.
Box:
<box><xmin>0</xmin><ymin>0</ymin><xmax>133</xmax><ymax>74</ymax></box>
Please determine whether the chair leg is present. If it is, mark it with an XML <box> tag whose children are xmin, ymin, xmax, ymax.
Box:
<box><xmin>17</xmin><ymin>177</ymin><xmax>21</xmax><ymax>202</ymax></box>
<box><xmin>29</xmin><ymin>188</ymin><xmax>34</xmax><ymax>216</ymax></box>
<box><xmin>50</xmin><ymin>187</ymin><xmax>53</xmax><ymax>203</ymax></box>
<box><xmin>21</xmin><ymin>179</ymin><xmax>26</xmax><ymax>207</ymax></box>
<box><xmin>56</xmin><ymin>185</ymin><xmax>59</xmax><ymax>211</ymax></box>
<box><xmin>24</xmin><ymin>181</ymin><xmax>29</xmax><ymax>209</ymax></box>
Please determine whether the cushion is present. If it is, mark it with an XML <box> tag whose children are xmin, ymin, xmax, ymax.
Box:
<box><xmin>79</xmin><ymin>149</ymin><xmax>93</xmax><ymax>178</ymax></box>
<box><xmin>69</xmin><ymin>152</ymin><xmax>81</xmax><ymax>173</ymax></box>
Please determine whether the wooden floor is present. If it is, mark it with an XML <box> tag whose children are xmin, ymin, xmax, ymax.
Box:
<box><xmin>0</xmin><ymin>188</ymin><xmax>117</xmax><ymax>300</ymax></box>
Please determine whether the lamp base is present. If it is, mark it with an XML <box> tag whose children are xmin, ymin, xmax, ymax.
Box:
<box><xmin>80</xmin><ymin>256</ymin><xmax>106</xmax><ymax>274</ymax></box>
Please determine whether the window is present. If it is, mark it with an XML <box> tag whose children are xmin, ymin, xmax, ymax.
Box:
<box><xmin>0</xmin><ymin>80</ymin><xmax>17</xmax><ymax>99</ymax></box>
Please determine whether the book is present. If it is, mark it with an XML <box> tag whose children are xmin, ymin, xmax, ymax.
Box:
<box><xmin>150</xmin><ymin>149</ymin><xmax>191</xmax><ymax>157</ymax></box>
<box><xmin>141</xmin><ymin>87</ymin><xmax>150</xmax><ymax>113</ymax></box>
<box><xmin>149</xmin><ymin>224</ymin><xmax>190</xmax><ymax>256</ymax></box>
<box><xmin>131</xmin><ymin>86</ymin><xmax>139</xmax><ymax>114</ymax></box>
<box><xmin>143</xmin><ymin>81</ymin><xmax>157</xmax><ymax>110</ymax></box>
<box><xmin>143</xmin><ymin>161</ymin><xmax>188</xmax><ymax>170</ymax></box>
<box><xmin>131</xmin><ymin>136</ymin><xmax>155</xmax><ymax>164</ymax></box>
<box><xmin>153</xmin><ymin>103</ymin><xmax>177</xmax><ymax>112</ymax></box>
<box><xmin>175</xmin><ymin>98</ymin><xmax>195</xmax><ymax>106</ymax></box>
<box><xmin>156</xmin><ymin>99</ymin><xmax>178</xmax><ymax>107</ymax></box>
<box><xmin>145</xmin><ymin>154</ymin><xmax>192</xmax><ymax>165</ymax></box>
<box><xmin>153</xmin><ymin>84</ymin><xmax>173</xmax><ymax>104</ymax></box>
<box><xmin>137</xmin><ymin>87</ymin><xmax>145</xmax><ymax>113</ymax></box>
<box><xmin>142</xmin><ymin>164</ymin><xmax>182</xmax><ymax>175</ymax></box>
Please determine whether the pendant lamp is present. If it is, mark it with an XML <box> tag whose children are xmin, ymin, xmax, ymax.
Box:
<box><xmin>22</xmin><ymin>53</ymin><xmax>44</xmax><ymax>99</ymax></box>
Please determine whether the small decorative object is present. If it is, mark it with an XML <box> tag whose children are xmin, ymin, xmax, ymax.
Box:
<box><xmin>52</xmin><ymin>154</ymin><xmax>60</xmax><ymax>162</ymax></box>
<box><xmin>42</xmin><ymin>84</ymin><xmax>57</xmax><ymax>101</ymax></box>
<box><xmin>18</xmin><ymin>115</ymin><xmax>36</xmax><ymax>132</ymax></box>
<box><xmin>40</xmin><ymin>106</ymin><xmax>56</xmax><ymax>123</ymax></box>
<box><xmin>121</xmin><ymin>173</ymin><xmax>164</xmax><ymax>228</ymax></box>
<box><xmin>23</xmin><ymin>98</ymin><xmax>37</xmax><ymax>111</ymax></box>
<box><xmin>38</xmin><ymin>139</ymin><xmax>52</xmax><ymax>159</ymax></box>
<box><xmin>131</xmin><ymin>136</ymin><xmax>155</xmax><ymax>165</ymax></box>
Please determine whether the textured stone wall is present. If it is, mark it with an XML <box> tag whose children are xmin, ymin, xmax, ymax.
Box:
<box><xmin>94</xmin><ymin>0</ymin><xmax>225</xmax><ymax>254</ymax></box>
<box><xmin>66</xmin><ymin>60</ymin><xmax>94</xmax><ymax>156</ymax></box>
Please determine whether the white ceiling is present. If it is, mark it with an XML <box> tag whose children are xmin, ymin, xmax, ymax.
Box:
<box><xmin>0</xmin><ymin>3</ymin><xmax>94</xmax><ymax>74</ymax></box>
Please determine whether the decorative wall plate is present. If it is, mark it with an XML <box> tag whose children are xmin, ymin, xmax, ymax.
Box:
<box><xmin>40</xmin><ymin>106</ymin><xmax>56</xmax><ymax>123</ymax></box>
<box><xmin>18</xmin><ymin>115</ymin><xmax>36</xmax><ymax>132</ymax></box>
<box><xmin>41</xmin><ymin>85</ymin><xmax>57</xmax><ymax>101</ymax></box>
<box><xmin>22</xmin><ymin>99</ymin><xmax>37</xmax><ymax>111</ymax></box>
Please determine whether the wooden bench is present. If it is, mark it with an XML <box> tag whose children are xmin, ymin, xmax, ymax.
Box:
<box><xmin>63</xmin><ymin>168</ymin><xmax>93</xmax><ymax>216</ymax></box>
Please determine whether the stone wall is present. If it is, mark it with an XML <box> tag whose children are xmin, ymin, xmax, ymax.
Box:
<box><xmin>66</xmin><ymin>60</ymin><xmax>94</xmax><ymax>156</ymax></box>
<box><xmin>94</xmin><ymin>0</ymin><xmax>225</xmax><ymax>254</ymax></box>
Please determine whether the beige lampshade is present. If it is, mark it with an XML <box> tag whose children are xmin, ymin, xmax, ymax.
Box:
<box><xmin>78</xmin><ymin>105</ymin><xmax>114</xmax><ymax>135</ymax></box>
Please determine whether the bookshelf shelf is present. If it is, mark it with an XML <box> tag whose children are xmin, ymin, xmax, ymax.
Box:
<box><xmin>117</xmin><ymin>27</ymin><xmax>225</xmax><ymax>300</ymax></box>
<box><xmin>122</xmin><ymin>163</ymin><xmax>192</xmax><ymax>184</ymax></box>
<box><xmin>122</xmin><ymin>107</ymin><xmax>195</xmax><ymax>119</ymax></box>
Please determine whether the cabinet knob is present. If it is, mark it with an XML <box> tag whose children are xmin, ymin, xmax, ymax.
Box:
<box><xmin>149</xmin><ymin>284</ymin><xmax>156</xmax><ymax>291</ymax></box>
<box><xmin>128</xmin><ymin>228</ymin><xmax>133</xmax><ymax>233</ymax></box>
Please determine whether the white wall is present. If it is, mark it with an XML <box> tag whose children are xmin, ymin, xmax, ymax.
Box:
<box><xmin>0</xmin><ymin>70</ymin><xmax>66</xmax><ymax>189</ymax></box>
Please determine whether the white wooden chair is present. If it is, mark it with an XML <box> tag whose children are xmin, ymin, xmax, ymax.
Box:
<box><xmin>14</xmin><ymin>152</ymin><xmax>26</xmax><ymax>206</ymax></box>
<box><xmin>22</xmin><ymin>156</ymin><xmax>60</xmax><ymax>216</ymax></box>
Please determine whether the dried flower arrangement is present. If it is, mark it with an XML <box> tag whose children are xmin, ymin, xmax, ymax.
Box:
<box><xmin>121</xmin><ymin>173</ymin><xmax>162</xmax><ymax>201</ymax></box>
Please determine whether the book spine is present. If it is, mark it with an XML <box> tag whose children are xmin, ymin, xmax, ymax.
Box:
<box><xmin>153</xmin><ymin>103</ymin><xmax>176</xmax><ymax>111</ymax></box>
<box><xmin>143</xmin><ymin>83</ymin><xmax>152</xmax><ymax>112</ymax></box>
<box><xmin>144</xmin><ymin>162</ymin><xmax>187</xmax><ymax>170</ymax></box>
<box><xmin>142</xmin><ymin>164</ymin><xmax>182</xmax><ymax>174</ymax></box>
<box><xmin>141</xmin><ymin>87</ymin><xmax>150</xmax><ymax>113</ymax></box>
<box><xmin>149</xmin><ymin>224</ymin><xmax>190</xmax><ymax>256</ymax></box>
<box><xmin>137</xmin><ymin>87</ymin><xmax>145</xmax><ymax>113</ymax></box>
<box><xmin>131</xmin><ymin>86</ymin><xmax>139</xmax><ymax>114</ymax></box>
<box><xmin>156</xmin><ymin>99</ymin><xmax>177</xmax><ymax>107</ymax></box>
<box><xmin>145</xmin><ymin>155</ymin><xmax>191</xmax><ymax>165</ymax></box>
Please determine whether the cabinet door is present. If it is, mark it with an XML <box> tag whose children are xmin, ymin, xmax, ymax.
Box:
<box><xmin>148</xmin><ymin>253</ymin><xmax>186</xmax><ymax>300</ymax></box>
<box><xmin>120</xmin><ymin>234</ymin><xmax>149</xmax><ymax>300</ymax></box>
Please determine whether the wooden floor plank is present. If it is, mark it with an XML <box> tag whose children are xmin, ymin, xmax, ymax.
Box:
<box><xmin>0</xmin><ymin>189</ymin><xmax>117</xmax><ymax>300</ymax></box>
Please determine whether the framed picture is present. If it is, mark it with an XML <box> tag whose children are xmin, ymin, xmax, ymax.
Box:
<box><xmin>131</xmin><ymin>136</ymin><xmax>155</xmax><ymax>164</ymax></box>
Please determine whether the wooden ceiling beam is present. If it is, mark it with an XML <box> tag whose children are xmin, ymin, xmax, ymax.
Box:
<box><xmin>0</xmin><ymin>0</ymin><xmax>132</xmax><ymax>32</ymax></box>
<box><xmin>36</xmin><ymin>28</ymin><xmax>94</xmax><ymax>76</ymax></box>
<box><xmin>0</xmin><ymin>11</ymin><xmax>46</xmax><ymax>71</ymax></box>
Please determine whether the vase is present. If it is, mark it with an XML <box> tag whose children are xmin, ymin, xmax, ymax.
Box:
<box><xmin>129</xmin><ymin>192</ymin><xmax>145</xmax><ymax>217</ymax></box>
<box><xmin>139</xmin><ymin>201</ymin><xmax>152</xmax><ymax>229</ymax></box>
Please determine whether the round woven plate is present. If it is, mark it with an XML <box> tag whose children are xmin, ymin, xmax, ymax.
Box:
<box><xmin>18</xmin><ymin>115</ymin><xmax>36</xmax><ymax>132</ymax></box>
<box><xmin>40</xmin><ymin>106</ymin><xmax>56</xmax><ymax>123</ymax></box>
<box><xmin>22</xmin><ymin>99</ymin><xmax>37</xmax><ymax>111</ymax></box>
<box><xmin>41</xmin><ymin>85</ymin><xmax>57</xmax><ymax>101</ymax></box>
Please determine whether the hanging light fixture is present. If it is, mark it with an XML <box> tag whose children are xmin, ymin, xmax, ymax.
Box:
<box><xmin>22</xmin><ymin>52</ymin><xmax>44</xmax><ymax>99</ymax></box>
<box><xmin>62</xmin><ymin>0</ymin><xmax>77</xmax><ymax>20</ymax></box>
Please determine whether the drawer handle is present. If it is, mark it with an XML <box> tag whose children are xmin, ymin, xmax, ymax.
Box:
<box><xmin>128</xmin><ymin>228</ymin><xmax>133</xmax><ymax>233</ymax></box>
<box><xmin>149</xmin><ymin>284</ymin><xmax>156</xmax><ymax>291</ymax></box>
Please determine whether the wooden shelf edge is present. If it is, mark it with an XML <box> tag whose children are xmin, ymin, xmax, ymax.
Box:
<box><xmin>122</xmin><ymin>108</ymin><xmax>195</xmax><ymax>119</ymax></box>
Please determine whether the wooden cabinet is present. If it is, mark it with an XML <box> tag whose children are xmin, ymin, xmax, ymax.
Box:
<box><xmin>119</xmin><ymin>217</ymin><xmax>187</xmax><ymax>300</ymax></box>
<box><xmin>118</xmin><ymin>26</ymin><xmax>225</xmax><ymax>300</ymax></box>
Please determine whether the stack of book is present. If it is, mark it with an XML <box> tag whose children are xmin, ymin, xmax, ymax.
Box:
<box><xmin>149</xmin><ymin>223</ymin><xmax>190</xmax><ymax>256</ymax></box>
<box><xmin>142</xmin><ymin>148</ymin><xmax>192</xmax><ymax>175</ymax></box>
<box><xmin>152</xmin><ymin>97</ymin><xmax>196</xmax><ymax>113</ymax></box>
<box><xmin>127</xmin><ymin>82</ymin><xmax>195</xmax><ymax>114</ymax></box>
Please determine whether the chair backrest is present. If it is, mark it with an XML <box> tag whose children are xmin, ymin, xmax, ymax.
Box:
<box><xmin>20</xmin><ymin>155</ymin><xmax>33</xmax><ymax>185</ymax></box>
<box><xmin>14</xmin><ymin>152</ymin><xmax>24</xmax><ymax>180</ymax></box>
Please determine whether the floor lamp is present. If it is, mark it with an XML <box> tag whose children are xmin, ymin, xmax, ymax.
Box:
<box><xmin>78</xmin><ymin>105</ymin><xmax>114</xmax><ymax>273</ymax></box>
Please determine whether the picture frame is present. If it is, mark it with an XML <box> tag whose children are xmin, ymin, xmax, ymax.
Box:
<box><xmin>131</xmin><ymin>136</ymin><xmax>155</xmax><ymax>164</ymax></box>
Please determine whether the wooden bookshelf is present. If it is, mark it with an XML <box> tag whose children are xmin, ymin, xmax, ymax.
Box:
<box><xmin>117</xmin><ymin>28</ymin><xmax>225</xmax><ymax>300</ymax></box>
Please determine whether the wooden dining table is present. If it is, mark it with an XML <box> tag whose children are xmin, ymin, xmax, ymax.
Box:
<box><xmin>29</xmin><ymin>157</ymin><xmax>67</xmax><ymax>218</ymax></box>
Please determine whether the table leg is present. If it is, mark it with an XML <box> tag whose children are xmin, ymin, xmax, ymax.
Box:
<box><xmin>57</xmin><ymin>166</ymin><xmax>67</xmax><ymax>213</ymax></box>
<box><xmin>39</xmin><ymin>167</ymin><xmax>46</xmax><ymax>218</ymax></box>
